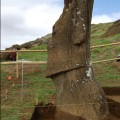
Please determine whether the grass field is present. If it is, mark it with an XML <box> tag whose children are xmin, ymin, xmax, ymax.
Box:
<box><xmin>1</xmin><ymin>22</ymin><xmax>120</xmax><ymax>120</ymax></box>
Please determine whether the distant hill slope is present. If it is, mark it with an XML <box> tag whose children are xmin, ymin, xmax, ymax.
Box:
<box><xmin>5</xmin><ymin>19</ymin><xmax>120</xmax><ymax>50</ymax></box>
<box><xmin>91</xmin><ymin>19</ymin><xmax>120</xmax><ymax>39</ymax></box>
<box><xmin>5</xmin><ymin>33</ymin><xmax>52</xmax><ymax>50</ymax></box>
<box><xmin>100</xmin><ymin>19</ymin><xmax>120</xmax><ymax>38</ymax></box>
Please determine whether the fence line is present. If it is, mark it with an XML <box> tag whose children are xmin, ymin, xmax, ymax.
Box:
<box><xmin>92</xmin><ymin>57</ymin><xmax>120</xmax><ymax>64</ymax></box>
<box><xmin>1</xmin><ymin>57</ymin><xmax>119</xmax><ymax>65</ymax></box>
<box><xmin>0</xmin><ymin>49</ymin><xmax>48</xmax><ymax>52</ymax></box>
<box><xmin>1</xmin><ymin>41</ymin><xmax>120</xmax><ymax>78</ymax></box>
<box><xmin>1</xmin><ymin>61</ymin><xmax>47</xmax><ymax>65</ymax></box>
<box><xmin>1</xmin><ymin>49</ymin><xmax>48</xmax><ymax>78</ymax></box>
<box><xmin>90</xmin><ymin>42</ymin><xmax>120</xmax><ymax>49</ymax></box>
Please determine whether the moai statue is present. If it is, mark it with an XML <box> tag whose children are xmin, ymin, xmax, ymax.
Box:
<box><xmin>46</xmin><ymin>0</ymin><xmax>109</xmax><ymax>120</ymax></box>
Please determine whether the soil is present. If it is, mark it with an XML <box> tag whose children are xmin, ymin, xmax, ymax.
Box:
<box><xmin>100</xmin><ymin>19</ymin><xmax>120</xmax><ymax>38</ymax></box>
<box><xmin>112</xmin><ymin>61</ymin><xmax>120</xmax><ymax>71</ymax></box>
<box><xmin>30</xmin><ymin>87</ymin><xmax>120</xmax><ymax>120</ymax></box>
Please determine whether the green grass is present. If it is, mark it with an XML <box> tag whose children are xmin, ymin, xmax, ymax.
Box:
<box><xmin>30</xmin><ymin>44</ymin><xmax>47</xmax><ymax>50</ymax></box>
<box><xmin>91</xmin><ymin>22</ymin><xmax>113</xmax><ymax>38</ymax></box>
<box><xmin>91</xmin><ymin>34</ymin><xmax>120</xmax><ymax>61</ymax></box>
<box><xmin>1</xmin><ymin>66</ymin><xmax>55</xmax><ymax>119</ymax></box>
<box><xmin>19</xmin><ymin>52</ymin><xmax>48</xmax><ymax>61</ymax></box>
<box><xmin>93</xmin><ymin>62</ymin><xmax>120</xmax><ymax>87</ymax></box>
<box><xmin>19</xmin><ymin>44</ymin><xmax>48</xmax><ymax>61</ymax></box>
<box><xmin>1</xmin><ymin>22</ymin><xmax>120</xmax><ymax>119</ymax></box>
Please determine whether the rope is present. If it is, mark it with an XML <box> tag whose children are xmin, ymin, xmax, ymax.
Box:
<box><xmin>91</xmin><ymin>42</ymin><xmax>120</xmax><ymax>49</ymax></box>
<box><xmin>1</xmin><ymin>57</ymin><xmax>119</xmax><ymax>65</ymax></box>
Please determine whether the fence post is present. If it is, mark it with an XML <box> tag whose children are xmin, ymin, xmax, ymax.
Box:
<box><xmin>21</xmin><ymin>59</ymin><xmax>24</xmax><ymax>90</ymax></box>
<box><xmin>16</xmin><ymin>52</ymin><xmax>19</xmax><ymax>78</ymax></box>
<box><xmin>21</xmin><ymin>59</ymin><xmax>24</xmax><ymax>100</ymax></box>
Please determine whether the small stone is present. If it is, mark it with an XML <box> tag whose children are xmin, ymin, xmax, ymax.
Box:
<box><xmin>82</xmin><ymin>81</ymin><xmax>85</xmax><ymax>84</ymax></box>
<box><xmin>76</xmin><ymin>23</ymin><xmax>79</xmax><ymax>26</ymax></box>
<box><xmin>83</xmin><ymin>24</ymin><xmax>85</xmax><ymax>27</ymax></box>
<box><xmin>100</xmin><ymin>95</ymin><xmax>102</xmax><ymax>99</ymax></box>
<box><xmin>66</xmin><ymin>9</ymin><xmax>68</xmax><ymax>11</ymax></box>
<box><xmin>77</xmin><ymin>11</ymin><xmax>81</xmax><ymax>15</ymax></box>
<box><xmin>80</xmin><ymin>17</ymin><xmax>84</xmax><ymax>21</ymax></box>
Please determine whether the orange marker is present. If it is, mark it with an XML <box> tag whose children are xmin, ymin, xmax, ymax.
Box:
<box><xmin>8</xmin><ymin>76</ymin><xmax>12</xmax><ymax>81</ymax></box>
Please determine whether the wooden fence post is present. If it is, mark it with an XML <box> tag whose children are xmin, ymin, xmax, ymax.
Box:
<box><xmin>16</xmin><ymin>52</ymin><xmax>19</xmax><ymax>78</ymax></box>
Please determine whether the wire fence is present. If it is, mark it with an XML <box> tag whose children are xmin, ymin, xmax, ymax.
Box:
<box><xmin>1</xmin><ymin>42</ymin><xmax>120</xmax><ymax>120</ymax></box>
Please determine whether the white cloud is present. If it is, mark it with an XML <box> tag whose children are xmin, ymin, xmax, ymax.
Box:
<box><xmin>92</xmin><ymin>12</ymin><xmax>120</xmax><ymax>24</ymax></box>
<box><xmin>24</xmin><ymin>4</ymin><xmax>62</xmax><ymax>33</ymax></box>
<box><xmin>1</xmin><ymin>1</ymin><xmax>63</xmax><ymax>50</ymax></box>
<box><xmin>1</xmin><ymin>0</ymin><xmax>120</xmax><ymax>50</ymax></box>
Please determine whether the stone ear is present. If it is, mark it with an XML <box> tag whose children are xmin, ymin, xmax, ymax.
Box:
<box><xmin>72</xmin><ymin>21</ymin><xmax>86</xmax><ymax>45</ymax></box>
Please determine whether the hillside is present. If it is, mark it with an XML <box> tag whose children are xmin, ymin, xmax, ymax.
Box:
<box><xmin>1</xmin><ymin>20</ymin><xmax>120</xmax><ymax>120</ymax></box>
<box><xmin>2</xmin><ymin>19</ymin><xmax>120</xmax><ymax>63</ymax></box>
<box><xmin>4</xmin><ymin>19</ymin><xmax>120</xmax><ymax>50</ymax></box>
<box><xmin>2</xmin><ymin>19</ymin><xmax>120</xmax><ymax>85</ymax></box>
<box><xmin>5</xmin><ymin>33</ymin><xmax>51</xmax><ymax>50</ymax></box>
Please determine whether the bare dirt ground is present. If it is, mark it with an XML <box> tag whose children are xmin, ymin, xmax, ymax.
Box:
<box><xmin>104</xmin><ymin>87</ymin><xmax>120</xmax><ymax>120</ymax></box>
<box><xmin>30</xmin><ymin>87</ymin><xmax>120</xmax><ymax>120</ymax></box>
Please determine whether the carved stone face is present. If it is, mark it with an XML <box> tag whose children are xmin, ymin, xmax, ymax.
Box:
<box><xmin>46</xmin><ymin>0</ymin><xmax>94</xmax><ymax>77</ymax></box>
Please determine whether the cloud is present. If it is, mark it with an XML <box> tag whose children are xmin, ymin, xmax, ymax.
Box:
<box><xmin>23</xmin><ymin>4</ymin><xmax>62</xmax><ymax>34</ymax></box>
<box><xmin>1</xmin><ymin>0</ymin><xmax>120</xmax><ymax>50</ymax></box>
<box><xmin>92</xmin><ymin>12</ymin><xmax>120</xmax><ymax>24</ymax></box>
<box><xmin>1</xmin><ymin>1</ymin><xmax>63</xmax><ymax>50</ymax></box>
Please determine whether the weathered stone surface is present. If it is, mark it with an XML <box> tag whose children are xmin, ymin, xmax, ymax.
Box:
<box><xmin>46</xmin><ymin>0</ymin><xmax>109</xmax><ymax>120</ymax></box>
<box><xmin>46</xmin><ymin>0</ymin><xmax>93</xmax><ymax>77</ymax></box>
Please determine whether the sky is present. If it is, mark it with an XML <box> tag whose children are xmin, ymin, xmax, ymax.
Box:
<box><xmin>1</xmin><ymin>0</ymin><xmax>120</xmax><ymax>50</ymax></box>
